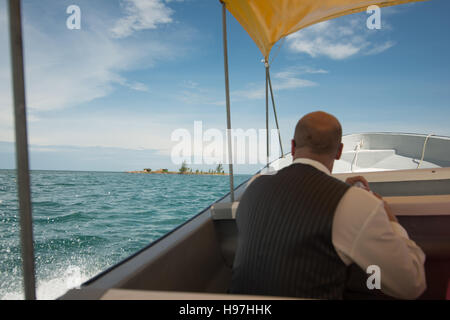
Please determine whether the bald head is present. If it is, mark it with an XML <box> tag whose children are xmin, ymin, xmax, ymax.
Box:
<box><xmin>293</xmin><ymin>111</ymin><xmax>342</xmax><ymax>156</ymax></box>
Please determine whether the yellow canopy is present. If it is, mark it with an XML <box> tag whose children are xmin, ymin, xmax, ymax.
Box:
<box><xmin>222</xmin><ymin>0</ymin><xmax>425</xmax><ymax>59</ymax></box>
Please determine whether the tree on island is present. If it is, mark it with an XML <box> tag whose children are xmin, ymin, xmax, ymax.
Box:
<box><xmin>215</xmin><ymin>163</ymin><xmax>224</xmax><ymax>174</ymax></box>
<box><xmin>179</xmin><ymin>161</ymin><xmax>189</xmax><ymax>174</ymax></box>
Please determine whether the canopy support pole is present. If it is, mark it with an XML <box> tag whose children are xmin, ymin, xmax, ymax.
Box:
<box><xmin>221</xmin><ymin>1</ymin><xmax>235</xmax><ymax>202</ymax></box>
<box><xmin>265</xmin><ymin>60</ymin><xmax>269</xmax><ymax>166</ymax></box>
<box><xmin>8</xmin><ymin>0</ymin><xmax>36</xmax><ymax>300</ymax></box>
<box><xmin>267</xmin><ymin>68</ymin><xmax>284</xmax><ymax>158</ymax></box>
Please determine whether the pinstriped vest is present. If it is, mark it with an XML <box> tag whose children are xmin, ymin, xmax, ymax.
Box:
<box><xmin>230</xmin><ymin>163</ymin><xmax>351</xmax><ymax>299</ymax></box>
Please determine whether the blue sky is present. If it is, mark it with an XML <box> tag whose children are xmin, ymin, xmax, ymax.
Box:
<box><xmin>0</xmin><ymin>0</ymin><xmax>449</xmax><ymax>173</ymax></box>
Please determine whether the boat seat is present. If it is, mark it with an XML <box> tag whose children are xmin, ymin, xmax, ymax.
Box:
<box><xmin>211</xmin><ymin>202</ymin><xmax>239</xmax><ymax>220</ymax></box>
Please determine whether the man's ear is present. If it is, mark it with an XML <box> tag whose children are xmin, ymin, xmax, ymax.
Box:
<box><xmin>291</xmin><ymin>139</ymin><xmax>296</xmax><ymax>157</ymax></box>
<box><xmin>336</xmin><ymin>143</ymin><xmax>343</xmax><ymax>160</ymax></box>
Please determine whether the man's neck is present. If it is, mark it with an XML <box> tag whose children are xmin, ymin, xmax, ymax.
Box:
<box><xmin>293</xmin><ymin>151</ymin><xmax>334</xmax><ymax>173</ymax></box>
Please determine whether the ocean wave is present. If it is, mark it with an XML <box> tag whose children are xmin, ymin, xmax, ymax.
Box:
<box><xmin>1</xmin><ymin>264</ymin><xmax>106</xmax><ymax>300</ymax></box>
<box><xmin>0</xmin><ymin>170</ymin><xmax>251</xmax><ymax>300</ymax></box>
<box><xmin>32</xmin><ymin>200</ymin><xmax>60</xmax><ymax>207</ymax></box>
<box><xmin>34</xmin><ymin>235</ymin><xmax>108</xmax><ymax>253</ymax></box>
<box><xmin>33</xmin><ymin>211</ymin><xmax>92</xmax><ymax>224</ymax></box>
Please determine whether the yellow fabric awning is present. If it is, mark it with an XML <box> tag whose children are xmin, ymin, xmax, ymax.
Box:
<box><xmin>222</xmin><ymin>0</ymin><xmax>426</xmax><ymax>59</ymax></box>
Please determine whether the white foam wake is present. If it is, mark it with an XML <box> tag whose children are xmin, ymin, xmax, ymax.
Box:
<box><xmin>1</xmin><ymin>265</ymin><xmax>101</xmax><ymax>300</ymax></box>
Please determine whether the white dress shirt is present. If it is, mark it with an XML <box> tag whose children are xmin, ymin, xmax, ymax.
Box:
<box><xmin>291</xmin><ymin>158</ymin><xmax>427</xmax><ymax>299</ymax></box>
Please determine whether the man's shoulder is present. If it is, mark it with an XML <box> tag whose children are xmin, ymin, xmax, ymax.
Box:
<box><xmin>244</xmin><ymin>172</ymin><xmax>275</xmax><ymax>192</ymax></box>
<box><xmin>339</xmin><ymin>186</ymin><xmax>384</xmax><ymax>215</ymax></box>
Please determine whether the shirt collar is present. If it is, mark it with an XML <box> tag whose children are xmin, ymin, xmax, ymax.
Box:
<box><xmin>291</xmin><ymin>158</ymin><xmax>331</xmax><ymax>176</ymax></box>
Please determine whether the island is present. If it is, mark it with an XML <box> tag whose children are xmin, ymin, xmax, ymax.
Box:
<box><xmin>127</xmin><ymin>162</ymin><xmax>229</xmax><ymax>176</ymax></box>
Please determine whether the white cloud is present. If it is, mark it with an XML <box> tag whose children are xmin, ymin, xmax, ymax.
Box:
<box><xmin>0</xmin><ymin>0</ymin><xmax>193</xmax><ymax>150</ymax></box>
<box><xmin>232</xmin><ymin>69</ymin><xmax>319</xmax><ymax>101</ymax></box>
<box><xmin>0</xmin><ymin>2</ymin><xmax>14</xmax><ymax>142</ymax></box>
<box><xmin>111</xmin><ymin>0</ymin><xmax>174</xmax><ymax>38</ymax></box>
<box><xmin>20</xmin><ymin>27</ymin><xmax>166</xmax><ymax>112</ymax></box>
<box><xmin>0</xmin><ymin>0</ymin><xmax>181</xmax><ymax>116</ymax></box>
<box><xmin>182</xmin><ymin>80</ymin><xmax>199</xmax><ymax>89</ymax></box>
<box><xmin>0</xmin><ymin>108</ymin><xmax>13</xmax><ymax>142</ymax></box>
<box><xmin>174</xmin><ymin>80</ymin><xmax>227</xmax><ymax>106</ymax></box>
<box><xmin>287</xmin><ymin>16</ymin><xmax>396</xmax><ymax>60</ymax></box>
<box><xmin>26</xmin><ymin>111</ymin><xmax>175</xmax><ymax>152</ymax></box>
<box><xmin>177</xmin><ymin>88</ymin><xmax>221</xmax><ymax>106</ymax></box>
<box><xmin>298</xmin><ymin>66</ymin><xmax>329</xmax><ymax>74</ymax></box>
<box><xmin>174</xmin><ymin>70</ymin><xmax>321</xmax><ymax>105</ymax></box>
<box><xmin>116</xmin><ymin>76</ymin><xmax>150</xmax><ymax>92</ymax></box>
<box><xmin>273</xmin><ymin>71</ymin><xmax>317</xmax><ymax>90</ymax></box>
<box><xmin>365</xmin><ymin>40</ymin><xmax>396</xmax><ymax>55</ymax></box>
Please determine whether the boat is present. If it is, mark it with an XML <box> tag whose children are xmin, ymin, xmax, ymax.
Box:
<box><xmin>6</xmin><ymin>0</ymin><xmax>449</xmax><ymax>300</ymax></box>
<box><xmin>57</xmin><ymin>132</ymin><xmax>450</xmax><ymax>300</ymax></box>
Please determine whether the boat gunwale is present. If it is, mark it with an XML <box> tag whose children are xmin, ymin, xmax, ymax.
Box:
<box><xmin>342</xmin><ymin>132</ymin><xmax>450</xmax><ymax>140</ymax></box>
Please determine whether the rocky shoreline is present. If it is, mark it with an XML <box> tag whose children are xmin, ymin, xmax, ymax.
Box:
<box><xmin>127</xmin><ymin>162</ymin><xmax>229</xmax><ymax>176</ymax></box>
<box><xmin>126</xmin><ymin>170</ymin><xmax>229</xmax><ymax>176</ymax></box>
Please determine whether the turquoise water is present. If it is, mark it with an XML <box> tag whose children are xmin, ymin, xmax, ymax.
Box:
<box><xmin>0</xmin><ymin>170</ymin><xmax>251</xmax><ymax>300</ymax></box>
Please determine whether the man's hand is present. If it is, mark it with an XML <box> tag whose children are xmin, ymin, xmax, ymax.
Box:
<box><xmin>345</xmin><ymin>176</ymin><xmax>370</xmax><ymax>191</ymax></box>
<box><xmin>346</xmin><ymin>176</ymin><xmax>398</xmax><ymax>222</ymax></box>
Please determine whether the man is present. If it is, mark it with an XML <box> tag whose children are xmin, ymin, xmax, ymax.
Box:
<box><xmin>230</xmin><ymin>111</ymin><xmax>426</xmax><ymax>299</ymax></box>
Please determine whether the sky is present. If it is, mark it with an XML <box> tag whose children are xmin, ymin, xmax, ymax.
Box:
<box><xmin>0</xmin><ymin>0</ymin><xmax>449</xmax><ymax>174</ymax></box>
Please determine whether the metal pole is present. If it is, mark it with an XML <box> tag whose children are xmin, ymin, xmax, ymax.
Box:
<box><xmin>8</xmin><ymin>0</ymin><xmax>36</xmax><ymax>300</ymax></box>
<box><xmin>265</xmin><ymin>60</ymin><xmax>269</xmax><ymax>166</ymax></box>
<box><xmin>267</xmin><ymin>70</ymin><xmax>284</xmax><ymax>157</ymax></box>
<box><xmin>221</xmin><ymin>1</ymin><xmax>235</xmax><ymax>202</ymax></box>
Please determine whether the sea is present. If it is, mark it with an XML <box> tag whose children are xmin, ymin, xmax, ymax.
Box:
<box><xmin>0</xmin><ymin>169</ymin><xmax>251</xmax><ymax>300</ymax></box>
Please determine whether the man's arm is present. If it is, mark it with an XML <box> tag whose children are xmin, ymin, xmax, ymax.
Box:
<box><xmin>345</xmin><ymin>175</ymin><xmax>400</xmax><ymax>224</ymax></box>
<box><xmin>333</xmin><ymin>187</ymin><xmax>426</xmax><ymax>299</ymax></box>
<box><xmin>352</xmin><ymin>201</ymin><xmax>426</xmax><ymax>299</ymax></box>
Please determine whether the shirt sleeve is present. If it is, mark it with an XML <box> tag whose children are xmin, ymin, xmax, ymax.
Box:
<box><xmin>332</xmin><ymin>187</ymin><xmax>427</xmax><ymax>299</ymax></box>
